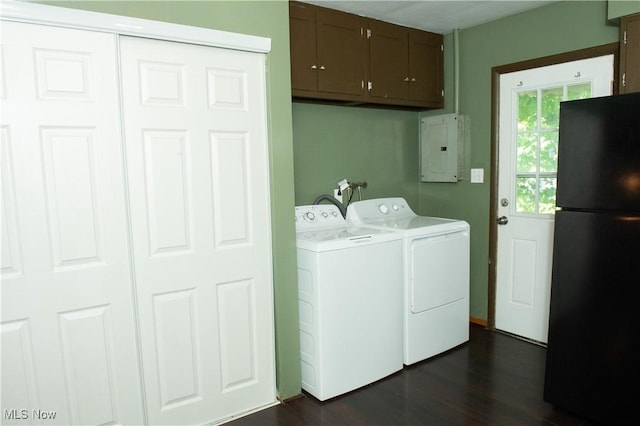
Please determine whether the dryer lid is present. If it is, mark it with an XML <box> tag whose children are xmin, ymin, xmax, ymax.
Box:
<box><xmin>369</xmin><ymin>215</ymin><xmax>460</xmax><ymax>230</ymax></box>
<box><xmin>347</xmin><ymin>197</ymin><xmax>468</xmax><ymax>237</ymax></box>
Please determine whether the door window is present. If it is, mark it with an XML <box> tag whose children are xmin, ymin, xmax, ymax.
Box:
<box><xmin>514</xmin><ymin>83</ymin><xmax>592</xmax><ymax>215</ymax></box>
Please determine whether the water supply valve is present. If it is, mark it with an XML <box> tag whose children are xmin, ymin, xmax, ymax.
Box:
<box><xmin>349</xmin><ymin>181</ymin><xmax>368</xmax><ymax>200</ymax></box>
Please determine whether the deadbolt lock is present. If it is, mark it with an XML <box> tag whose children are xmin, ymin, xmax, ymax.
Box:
<box><xmin>500</xmin><ymin>198</ymin><xmax>509</xmax><ymax>207</ymax></box>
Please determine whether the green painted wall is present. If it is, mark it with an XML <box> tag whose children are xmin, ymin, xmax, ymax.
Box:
<box><xmin>608</xmin><ymin>0</ymin><xmax>640</xmax><ymax>19</ymax></box>
<box><xmin>38</xmin><ymin>0</ymin><xmax>301</xmax><ymax>399</ymax></box>
<box><xmin>419</xmin><ymin>0</ymin><xmax>619</xmax><ymax>321</ymax></box>
<box><xmin>292</xmin><ymin>104</ymin><xmax>419</xmax><ymax>207</ymax></box>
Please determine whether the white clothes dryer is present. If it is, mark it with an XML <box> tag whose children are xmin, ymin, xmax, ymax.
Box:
<box><xmin>346</xmin><ymin>197</ymin><xmax>470</xmax><ymax>365</ymax></box>
<box><xmin>295</xmin><ymin>204</ymin><xmax>403</xmax><ymax>400</ymax></box>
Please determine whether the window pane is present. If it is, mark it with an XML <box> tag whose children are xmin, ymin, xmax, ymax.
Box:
<box><xmin>517</xmin><ymin>132</ymin><xmax>537</xmax><ymax>173</ymax></box>
<box><xmin>516</xmin><ymin>177</ymin><xmax>536</xmax><ymax>213</ymax></box>
<box><xmin>567</xmin><ymin>83</ymin><xmax>591</xmax><ymax>101</ymax></box>
<box><xmin>517</xmin><ymin>91</ymin><xmax>537</xmax><ymax>131</ymax></box>
<box><xmin>540</xmin><ymin>131</ymin><xmax>558</xmax><ymax>173</ymax></box>
<box><xmin>539</xmin><ymin>177</ymin><xmax>557</xmax><ymax>214</ymax></box>
<box><xmin>541</xmin><ymin>87</ymin><xmax>562</xmax><ymax>130</ymax></box>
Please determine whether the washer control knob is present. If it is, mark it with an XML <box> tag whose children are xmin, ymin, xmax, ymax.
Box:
<box><xmin>392</xmin><ymin>204</ymin><xmax>399</xmax><ymax>211</ymax></box>
<box><xmin>378</xmin><ymin>204</ymin><xmax>389</xmax><ymax>214</ymax></box>
<box><xmin>304</xmin><ymin>212</ymin><xmax>315</xmax><ymax>222</ymax></box>
<box><xmin>331</xmin><ymin>211</ymin><xmax>338</xmax><ymax>217</ymax></box>
<box><xmin>321</xmin><ymin>211</ymin><xmax>329</xmax><ymax>218</ymax></box>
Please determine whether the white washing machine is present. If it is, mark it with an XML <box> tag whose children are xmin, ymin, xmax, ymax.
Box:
<box><xmin>346</xmin><ymin>197</ymin><xmax>470</xmax><ymax>365</ymax></box>
<box><xmin>295</xmin><ymin>204</ymin><xmax>403</xmax><ymax>401</ymax></box>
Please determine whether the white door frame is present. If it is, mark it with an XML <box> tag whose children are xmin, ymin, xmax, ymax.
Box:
<box><xmin>487</xmin><ymin>44</ymin><xmax>619</xmax><ymax>330</ymax></box>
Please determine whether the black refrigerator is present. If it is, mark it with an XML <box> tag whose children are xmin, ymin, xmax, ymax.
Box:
<box><xmin>544</xmin><ymin>92</ymin><xmax>640</xmax><ymax>425</ymax></box>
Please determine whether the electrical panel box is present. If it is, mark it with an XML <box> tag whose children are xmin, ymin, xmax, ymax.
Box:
<box><xmin>420</xmin><ymin>113</ymin><xmax>464</xmax><ymax>182</ymax></box>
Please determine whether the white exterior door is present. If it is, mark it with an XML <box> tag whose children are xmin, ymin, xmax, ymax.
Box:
<box><xmin>496</xmin><ymin>55</ymin><xmax>613</xmax><ymax>343</ymax></box>
<box><xmin>119</xmin><ymin>36</ymin><xmax>276</xmax><ymax>424</ymax></box>
<box><xmin>1</xmin><ymin>22</ymin><xmax>144</xmax><ymax>425</ymax></box>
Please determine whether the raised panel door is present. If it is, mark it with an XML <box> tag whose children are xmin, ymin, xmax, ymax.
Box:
<box><xmin>316</xmin><ymin>7</ymin><xmax>366</xmax><ymax>98</ymax></box>
<box><xmin>368</xmin><ymin>20</ymin><xmax>409</xmax><ymax>101</ymax></box>
<box><xmin>620</xmin><ymin>13</ymin><xmax>640</xmax><ymax>93</ymax></box>
<box><xmin>119</xmin><ymin>36</ymin><xmax>276</xmax><ymax>425</ymax></box>
<box><xmin>289</xmin><ymin>1</ymin><xmax>317</xmax><ymax>93</ymax></box>
<box><xmin>408</xmin><ymin>29</ymin><xmax>443</xmax><ymax>106</ymax></box>
<box><xmin>0</xmin><ymin>21</ymin><xmax>144</xmax><ymax>425</ymax></box>
<box><xmin>496</xmin><ymin>56</ymin><xmax>614</xmax><ymax>343</ymax></box>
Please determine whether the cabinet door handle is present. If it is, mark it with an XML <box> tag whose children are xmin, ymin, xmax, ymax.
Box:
<box><xmin>403</xmin><ymin>77</ymin><xmax>409</xmax><ymax>82</ymax></box>
<box><xmin>311</xmin><ymin>65</ymin><xmax>317</xmax><ymax>70</ymax></box>
<box><xmin>320</xmin><ymin>65</ymin><xmax>325</xmax><ymax>70</ymax></box>
<box><xmin>410</xmin><ymin>77</ymin><xmax>416</xmax><ymax>82</ymax></box>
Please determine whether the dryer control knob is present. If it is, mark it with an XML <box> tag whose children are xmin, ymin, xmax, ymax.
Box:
<box><xmin>321</xmin><ymin>212</ymin><xmax>329</xmax><ymax>218</ymax></box>
<box><xmin>304</xmin><ymin>212</ymin><xmax>315</xmax><ymax>221</ymax></box>
<box><xmin>378</xmin><ymin>204</ymin><xmax>389</xmax><ymax>214</ymax></box>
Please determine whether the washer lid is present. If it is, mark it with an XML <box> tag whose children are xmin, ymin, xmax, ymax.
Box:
<box><xmin>296</xmin><ymin>225</ymin><xmax>400</xmax><ymax>252</ymax></box>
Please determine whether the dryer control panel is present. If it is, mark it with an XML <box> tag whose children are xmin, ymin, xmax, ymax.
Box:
<box><xmin>347</xmin><ymin>197</ymin><xmax>414</xmax><ymax>222</ymax></box>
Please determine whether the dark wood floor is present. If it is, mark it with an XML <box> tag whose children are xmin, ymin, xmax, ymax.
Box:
<box><xmin>229</xmin><ymin>324</ymin><xmax>596</xmax><ymax>426</ymax></box>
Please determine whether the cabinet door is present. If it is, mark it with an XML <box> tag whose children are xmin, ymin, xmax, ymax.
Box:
<box><xmin>368</xmin><ymin>20</ymin><xmax>409</xmax><ymax>101</ymax></box>
<box><xmin>1</xmin><ymin>21</ymin><xmax>144</xmax><ymax>425</ymax></box>
<box><xmin>316</xmin><ymin>7</ymin><xmax>366</xmax><ymax>98</ymax></box>
<box><xmin>120</xmin><ymin>36</ymin><xmax>276</xmax><ymax>425</ymax></box>
<box><xmin>290</xmin><ymin>1</ymin><xmax>317</xmax><ymax>93</ymax></box>
<box><xmin>620</xmin><ymin>13</ymin><xmax>640</xmax><ymax>94</ymax></box>
<box><xmin>409</xmin><ymin>29</ymin><xmax>444</xmax><ymax>106</ymax></box>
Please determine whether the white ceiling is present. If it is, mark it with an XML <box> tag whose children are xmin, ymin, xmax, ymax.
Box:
<box><xmin>300</xmin><ymin>0</ymin><xmax>557</xmax><ymax>34</ymax></box>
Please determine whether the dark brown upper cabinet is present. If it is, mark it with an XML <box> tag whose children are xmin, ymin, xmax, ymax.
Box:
<box><xmin>620</xmin><ymin>13</ymin><xmax>640</xmax><ymax>94</ymax></box>
<box><xmin>289</xmin><ymin>1</ymin><xmax>366</xmax><ymax>102</ymax></box>
<box><xmin>289</xmin><ymin>1</ymin><xmax>444</xmax><ymax>109</ymax></box>
<box><xmin>368</xmin><ymin>20</ymin><xmax>444</xmax><ymax>108</ymax></box>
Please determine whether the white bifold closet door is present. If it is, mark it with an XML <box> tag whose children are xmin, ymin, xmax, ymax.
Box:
<box><xmin>119</xmin><ymin>36</ymin><xmax>276</xmax><ymax>424</ymax></box>
<box><xmin>2</xmin><ymin>19</ymin><xmax>276</xmax><ymax>426</ymax></box>
<box><xmin>1</xmin><ymin>22</ymin><xmax>145</xmax><ymax>425</ymax></box>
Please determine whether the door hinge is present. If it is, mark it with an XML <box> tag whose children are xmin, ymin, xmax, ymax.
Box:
<box><xmin>441</xmin><ymin>44</ymin><xmax>444</xmax><ymax>52</ymax></box>
<box><xmin>441</xmin><ymin>89</ymin><xmax>444</xmax><ymax>97</ymax></box>
<box><xmin>367</xmin><ymin>28</ymin><xmax>371</xmax><ymax>39</ymax></box>
<box><xmin>622</xmin><ymin>72</ymin><xmax>626</xmax><ymax>87</ymax></box>
<box><xmin>367</xmin><ymin>81</ymin><xmax>373</xmax><ymax>91</ymax></box>
<box><xmin>623</xmin><ymin>30</ymin><xmax>627</xmax><ymax>44</ymax></box>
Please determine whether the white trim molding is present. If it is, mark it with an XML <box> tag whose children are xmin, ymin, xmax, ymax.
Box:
<box><xmin>0</xmin><ymin>0</ymin><xmax>271</xmax><ymax>53</ymax></box>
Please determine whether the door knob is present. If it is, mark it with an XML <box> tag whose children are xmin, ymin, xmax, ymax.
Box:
<box><xmin>497</xmin><ymin>216</ymin><xmax>509</xmax><ymax>225</ymax></box>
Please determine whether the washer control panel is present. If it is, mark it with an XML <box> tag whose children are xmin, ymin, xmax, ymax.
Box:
<box><xmin>295</xmin><ymin>204</ymin><xmax>345</xmax><ymax>231</ymax></box>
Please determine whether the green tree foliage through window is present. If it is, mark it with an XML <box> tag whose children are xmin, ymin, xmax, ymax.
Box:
<box><xmin>514</xmin><ymin>83</ymin><xmax>591</xmax><ymax>214</ymax></box>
